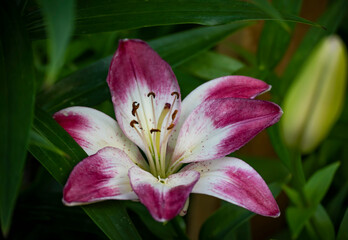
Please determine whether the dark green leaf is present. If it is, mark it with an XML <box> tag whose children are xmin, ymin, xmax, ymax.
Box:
<box><xmin>199</xmin><ymin>183</ymin><xmax>282</xmax><ymax>240</ymax></box>
<box><xmin>304</xmin><ymin>162</ymin><xmax>340</xmax><ymax>206</ymax></box>
<box><xmin>41</xmin><ymin>0</ymin><xmax>75</xmax><ymax>84</ymax></box>
<box><xmin>280</xmin><ymin>0</ymin><xmax>348</xmax><ymax>96</ymax></box>
<box><xmin>310</xmin><ymin>205</ymin><xmax>335</xmax><ymax>240</ymax></box>
<box><xmin>0</xmin><ymin>1</ymin><xmax>36</xmax><ymax>236</ymax></box>
<box><xmin>126</xmin><ymin>201</ymin><xmax>188</xmax><ymax>240</ymax></box>
<box><xmin>29</xmin><ymin>108</ymin><xmax>141</xmax><ymax>240</ymax></box>
<box><xmin>337</xmin><ymin>208</ymin><xmax>348</xmax><ymax>240</ymax></box>
<box><xmin>25</xmin><ymin>0</ymin><xmax>319</xmax><ymax>39</ymax></box>
<box><xmin>286</xmin><ymin>206</ymin><xmax>314</xmax><ymax>238</ymax></box>
<box><xmin>179</xmin><ymin>51</ymin><xmax>244</xmax><ymax>80</ymax></box>
<box><xmin>257</xmin><ymin>0</ymin><xmax>302</xmax><ymax>71</ymax></box>
<box><xmin>38</xmin><ymin>23</ymin><xmax>248</xmax><ymax>114</ymax></box>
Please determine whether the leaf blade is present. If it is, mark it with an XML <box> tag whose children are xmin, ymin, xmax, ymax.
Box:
<box><xmin>0</xmin><ymin>1</ymin><xmax>36</xmax><ymax>236</ymax></box>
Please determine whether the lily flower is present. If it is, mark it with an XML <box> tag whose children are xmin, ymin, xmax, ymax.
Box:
<box><xmin>54</xmin><ymin>39</ymin><xmax>282</xmax><ymax>222</ymax></box>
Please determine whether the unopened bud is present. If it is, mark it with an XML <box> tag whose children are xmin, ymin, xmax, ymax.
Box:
<box><xmin>281</xmin><ymin>35</ymin><xmax>347</xmax><ymax>153</ymax></box>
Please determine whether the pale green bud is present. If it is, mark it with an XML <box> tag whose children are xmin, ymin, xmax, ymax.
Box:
<box><xmin>281</xmin><ymin>35</ymin><xmax>347</xmax><ymax>154</ymax></box>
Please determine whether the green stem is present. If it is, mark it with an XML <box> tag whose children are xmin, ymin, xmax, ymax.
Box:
<box><xmin>290</xmin><ymin>150</ymin><xmax>308</xmax><ymax>207</ymax></box>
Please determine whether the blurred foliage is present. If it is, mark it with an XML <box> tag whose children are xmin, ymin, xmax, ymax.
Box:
<box><xmin>1</xmin><ymin>0</ymin><xmax>348</xmax><ymax>239</ymax></box>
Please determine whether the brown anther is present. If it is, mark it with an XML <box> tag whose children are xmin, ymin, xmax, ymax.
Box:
<box><xmin>150</xmin><ymin>129</ymin><xmax>161</xmax><ymax>134</ymax></box>
<box><xmin>130</xmin><ymin>120</ymin><xmax>139</xmax><ymax>128</ymax></box>
<box><xmin>171</xmin><ymin>110</ymin><xmax>178</xmax><ymax>120</ymax></box>
<box><xmin>167</xmin><ymin>123</ymin><xmax>175</xmax><ymax>130</ymax></box>
<box><xmin>132</xmin><ymin>102</ymin><xmax>140</xmax><ymax>116</ymax></box>
<box><xmin>171</xmin><ymin>92</ymin><xmax>180</xmax><ymax>99</ymax></box>
<box><xmin>147</xmin><ymin>92</ymin><xmax>156</xmax><ymax>98</ymax></box>
<box><xmin>164</xmin><ymin>103</ymin><xmax>171</xmax><ymax>109</ymax></box>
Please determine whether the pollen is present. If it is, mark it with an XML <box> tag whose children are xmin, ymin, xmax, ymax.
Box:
<box><xmin>150</xmin><ymin>129</ymin><xmax>161</xmax><ymax>133</ymax></box>
<box><xmin>130</xmin><ymin>120</ymin><xmax>139</xmax><ymax>127</ymax></box>
<box><xmin>132</xmin><ymin>102</ymin><xmax>140</xmax><ymax>116</ymax></box>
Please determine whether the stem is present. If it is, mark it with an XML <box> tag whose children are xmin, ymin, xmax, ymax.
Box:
<box><xmin>290</xmin><ymin>150</ymin><xmax>308</xmax><ymax>207</ymax></box>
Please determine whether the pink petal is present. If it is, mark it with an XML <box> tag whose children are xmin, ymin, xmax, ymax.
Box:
<box><xmin>168</xmin><ymin>76</ymin><xmax>270</xmax><ymax>157</ymax></box>
<box><xmin>171</xmin><ymin>98</ymin><xmax>282</xmax><ymax>165</ymax></box>
<box><xmin>182</xmin><ymin>157</ymin><xmax>280</xmax><ymax>217</ymax></box>
<box><xmin>107</xmin><ymin>39</ymin><xmax>181</xmax><ymax>152</ymax></box>
<box><xmin>128</xmin><ymin>167</ymin><xmax>199</xmax><ymax>222</ymax></box>
<box><xmin>53</xmin><ymin>106</ymin><xmax>148</xmax><ymax>169</ymax></box>
<box><xmin>63</xmin><ymin>147</ymin><xmax>138</xmax><ymax>206</ymax></box>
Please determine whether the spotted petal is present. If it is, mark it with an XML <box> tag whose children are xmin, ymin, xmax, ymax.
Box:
<box><xmin>53</xmin><ymin>106</ymin><xmax>148</xmax><ymax>169</ymax></box>
<box><xmin>182</xmin><ymin>157</ymin><xmax>280</xmax><ymax>217</ymax></box>
<box><xmin>171</xmin><ymin>98</ymin><xmax>282</xmax><ymax>165</ymax></box>
<box><xmin>63</xmin><ymin>147</ymin><xmax>138</xmax><ymax>206</ymax></box>
<box><xmin>107</xmin><ymin>39</ymin><xmax>181</xmax><ymax>152</ymax></box>
<box><xmin>128</xmin><ymin>166</ymin><xmax>199</xmax><ymax>222</ymax></box>
<box><xmin>168</xmin><ymin>76</ymin><xmax>270</xmax><ymax>157</ymax></box>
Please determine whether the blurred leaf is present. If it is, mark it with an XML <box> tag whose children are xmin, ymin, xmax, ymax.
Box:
<box><xmin>286</xmin><ymin>206</ymin><xmax>314</xmax><ymax>238</ymax></box>
<box><xmin>257</xmin><ymin>0</ymin><xmax>301</xmax><ymax>71</ymax></box>
<box><xmin>149</xmin><ymin>23</ymin><xmax>249</xmax><ymax>67</ymax></box>
<box><xmin>25</xmin><ymin>0</ymin><xmax>319</xmax><ymax>39</ymax></box>
<box><xmin>337</xmin><ymin>208</ymin><xmax>348</xmax><ymax>240</ymax></box>
<box><xmin>126</xmin><ymin>201</ymin><xmax>188</xmax><ymax>240</ymax></box>
<box><xmin>41</xmin><ymin>0</ymin><xmax>75</xmax><ymax>84</ymax></box>
<box><xmin>179</xmin><ymin>51</ymin><xmax>244</xmax><ymax>80</ymax></box>
<box><xmin>304</xmin><ymin>162</ymin><xmax>340</xmax><ymax>206</ymax></box>
<box><xmin>199</xmin><ymin>183</ymin><xmax>282</xmax><ymax>240</ymax></box>
<box><xmin>239</xmin><ymin>156</ymin><xmax>289</xmax><ymax>184</ymax></box>
<box><xmin>174</xmin><ymin>70</ymin><xmax>205</xmax><ymax>99</ymax></box>
<box><xmin>309</xmin><ymin>205</ymin><xmax>335</xmax><ymax>240</ymax></box>
<box><xmin>281</xmin><ymin>0</ymin><xmax>348</xmax><ymax>96</ymax></box>
<box><xmin>267</xmin><ymin>124</ymin><xmax>292</xmax><ymax>170</ymax></box>
<box><xmin>29</xmin><ymin>130</ymin><xmax>67</xmax><ymax>157</ymax></box>
<box><xmin>29</xmin><ymin>108</ymin><xmax>141</xmax><ymax>240</ymax></box>
<box><xmin>283</xmin><ymin>185</ymin><xmax>302</xmax><ymax>207</ymax></box>
<box><xmin>38</xmin><ymin>23</ymin><xmax>248</xmax><ymax>113</ymax></box>
<box><xmin>327</xmin><ymin>182</ymin><xmax>348</xmax><ymax>225</ymax></box>
<box><xmin>0</xmin><ymin>1</ymin><xmax>36</xmax><ymax>236</ymax></box>
<box><xmin>251</xmin><ymin>0</ymin><xmax>289</xmax><ymax>31</ymax></box>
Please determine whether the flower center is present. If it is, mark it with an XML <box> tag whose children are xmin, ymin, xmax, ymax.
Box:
<box><xmin>129</xmin><ymin>91</ymin><xmax>179</xmax><ymax>178</ymax></box>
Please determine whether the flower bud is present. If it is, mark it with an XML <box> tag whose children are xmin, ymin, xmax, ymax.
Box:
<box><xmin>281</xmin><ymin>35</ymin><xmax>347</xmax><ymax>153</ymax></box>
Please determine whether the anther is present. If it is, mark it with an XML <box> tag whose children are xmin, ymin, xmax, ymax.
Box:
<box><xmin>150</xmin><ymin>129</ymin><xmax>161</xmax><ymax>134</ymax></box>
<box><xmin>172</xmin><ymin>110</ymin><xmax>178</xmax><ymax>120</ymax></box>
<box><xmin>132</xmin><ymin>102</ymin><xmax>140</xmax><ymax>116</ymax></box>
<box><xmin>167</xmin><ymin>123</ymin><xmax>175</xmax><ymax>130</ymax></box>
<box><xmin>171</xmin><ymin>92</ymin><xmax>180</xmax><ymax>99</ymax></box>
<box><xmin>164</xmin><ymin>103</ymin><xmax>171</xmax><ymax>109</ymax></box>
<box><xmin>130</xmin><ymin>120</ymin><xmax>138</xmax><ymax>128</ymax></box>
<box><xmin>147</xmin><ymin>92</ymin><xmax>156</xmax><ymax>98</ymax></box>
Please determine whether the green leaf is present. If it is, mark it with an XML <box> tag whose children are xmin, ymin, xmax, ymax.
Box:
<box><xmin>280</xmin><ymin>0</ymin><xmax>348</xmax><ymax>96</ymax></box>
<box><xmin>304</xmin><ymin>162</ymin><xmax>340</xmax><ymax>206</ymax></box>
<box><xmin>126</xmin><ymin>201</ymin><xmax>188</xmax><ymax>240</ymax></box>
<box><xmin>148</xmin><ymin>23</ymin><xmax>249</xmax><ymax>67</ymax></box>
<box><xmin>37</xmin><ymin>23</ymin><xmax>248</xmax><ymax>114</ymax></box>
<box><xmin>25</xmin><ymin>0</ymin><xmax>320</xmax><ymax>38</ymax></box>
<box><xmin>28</xmin><ymin>108</ymin><xmax>141</xmax><ymax>240</ymax></box>
<box><xmin>337</xmin><ymin>208</ymin><xmax>348</xmax><ymax>240</ymax></box>
<box><xmin>309</xmin><ymin>205</ymin><xmax>335</xmax><ymax>240</ymax></box>
<box><xmin>257</xmin><ymin>0</ymin><xmax>302</xmax><ymax>71</ymax></box>
<box><xmin>286</xmin><ymin>206</ymin><xmax>314</xmax><ymax>238</ymax></box>
<box><xmin>179</xmin><ymin>51</ymin><xmax>244</xmax><ymax>80</ymax></box>
<box><xmin>0</xmin><ymin>1</ymin><xmax>36</xmax><ymax>236</ymax></box>
<box><xmin>41</xmin><ymin>0</ymin><xmax>75</xmax><ymax>84</ymax></box>
<box><xmin>199</xmin><ymin>183</ymin><xmax>282</xmax><ymax>240</ymax></box>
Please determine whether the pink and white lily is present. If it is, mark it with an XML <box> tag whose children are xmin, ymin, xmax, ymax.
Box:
<box><xmin>54</xmin><ymin>39</ymin><xmax>282</xmax><ymax>222</ymax></box>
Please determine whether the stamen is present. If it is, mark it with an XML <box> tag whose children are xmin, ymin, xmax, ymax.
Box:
<box><xmin>130</xmin><ymin>120</ymin><xmax>139</xmax><ymax>127</ymax></box>
<box><xmin>147</xmin><ymin>92</ymin><xmax>156</xmax><ymax>98</ymax></box>
<box><xmin>167</xmin><ymin>123</ymin><xmax>175</xmax><ymax>130</ymax></box>
<box><xmin>171</xmin><ymin>92</ymin><xmax>180</xmax><ymax>99</ymax></box>
<box><xmin>171</xmin><ymin>110</ymin><xmax>178</xmax><ymax>120</ymax></box>
<box><xmin>150</xmin><ymin>129</ymin><xmax>161</xmax><ymax>133</ymax></box>
<box><xmin>132</xmin><ymin>102</ymin><xmax>140</xmax><ymax>116</ymax></box>
<box><xmin>164</xmin><ymin>103</ymin><xmax>171</xmax><ymax>109</ymax></box>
